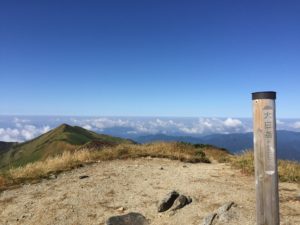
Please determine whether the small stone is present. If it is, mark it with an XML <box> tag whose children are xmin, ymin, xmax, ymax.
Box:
<box><xmin>160</xmin><ymin>167</ymin><xmax>164</xmax><ymax>170</ymax></box>
<box><xmin>106</xmin><ymin>212</ymin><xmax>149</xmax><ymax>225</ymax></box>
<box><xmin>49</xmin><ymin>174</ymin><xmax>57</xmax><ymax>179</ymax></box>
<box><xmin>183</xmin><ymin>165</ymin><xmax>188</xmax><ymax>168</ymax></box>
<box><xmin>157</xmin><ymin>191</ymin><xmax>179</xmax><ymax>212</ymax></box>
<box><xmin>171</xmin><ymin>195</ymin><xmax>192</xmax><ymax>211</ymax></box>
<box><xmin>79</xmin><ymin>175</ymin><xmax>89</xmax><ymax>179</ymax></box>
<box><xmin>202</xmin><ymin>202</ymin><xmax>236</xmax><ymax>225</ymax></box>
<box><xmin>117</xmin><ymin>207</ymin><xmax>126</xmax><ymax>212</ymax></box>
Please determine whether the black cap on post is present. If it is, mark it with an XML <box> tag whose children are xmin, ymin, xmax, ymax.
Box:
<box><xmin>252</xmin><ymin>91</ymin><xmax>276</xmax><ymax>100</ymax></box>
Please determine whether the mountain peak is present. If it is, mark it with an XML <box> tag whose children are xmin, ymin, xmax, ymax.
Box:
<box><xmin>58</xmin><ymin>123</ymin><xmax>71</xmax><ymax>128</ymax></box>
<box><xmin>56</xmin><ymin>123</ymin><xmax>73</xmax><ymax>131</ymax></box>
<box><xmin>0</xmin><ymin>124</ymin><xmax>133</xmax><ymax>169</ymax></box>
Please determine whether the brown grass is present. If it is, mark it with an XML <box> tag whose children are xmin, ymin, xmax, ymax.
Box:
<box><xmin>94</xmin><ymin>142</ymin><xmax>210</xmax><ymax>163</ymax></box>
<box><xmin>230</xmin><ymin>150</ymin><xmax>300</xmax><ymax>183</ymax></box>
<box><xmin>0</xmin><ymin>175</ymin><xmax>7</xmax><ymax>187</ymax></box>
<box><xmin>0</xmin><ymin>142</ymin><xmax>209</xmax><ymax>190</ymax></box>
<box><xmin>1</xmin><ymin>143</ymin><xmax>298</xmax><ymax>191</ymax></box>
<box><xmin>202</xmin><ymin>147</ymin><xmax>231</xmax><ymax>163</ymax></box>
<box><xmin>278</xmin><ymin>160</ymin><xmax>300</xmax><ymax>183</ymax></box>
<box><xmin>230</xmin><ymin>150</ymin><xmax>254</xmax><ymax>175</ymax></box>
<box><xmin>8</xmin><ymin>150</ymin><xmax>94</xmax><ymax>181</ymax></box>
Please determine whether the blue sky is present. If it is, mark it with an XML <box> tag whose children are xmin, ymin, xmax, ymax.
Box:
<box><xmin>1</xmin><ymin>1</ymin><xmax>300</xmax><ymax>117</ymax></box>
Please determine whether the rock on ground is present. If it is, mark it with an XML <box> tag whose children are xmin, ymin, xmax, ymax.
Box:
<box><xmin>106</xmin><ymin>212</ymin><xmax>149</xmax><ymax>225</ymax></box>
<box><xmin>171</xmin><ymin>195</ymin><xmax>192</xmax><ymax>211</ymax></box>
<box><xmin>157</xmin><ymin>191</ymin><xmax>179</xmax><ymax>212</ymax></box>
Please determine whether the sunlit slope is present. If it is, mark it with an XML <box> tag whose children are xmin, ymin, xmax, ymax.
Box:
<box><xmin>0</xmin><ymin>124</ymin><xmax>133</xmax><ymax>169</ymax></box>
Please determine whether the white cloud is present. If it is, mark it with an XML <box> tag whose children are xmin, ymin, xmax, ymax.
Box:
<box><xmin>73</xmin><ymin>117</ymin><xmax>248</xmax><ymax>136</ymax></box>
<box><xmin>0</xmin><ymin>125</ymin><xmax>51</xmax><ymax>142</ymax></box>
<box><xmin>176</xmin><ymin>118</ymin><xmax>246</xmax><ymax>134</ymax></box>
<box><xmin>0</xmin><ymin>116</ymin><xmax>255</xmax><ymax>142</ymax></box>
<box><xmin>83</xmin><ymin>124</ymin><xmax>92</xmax><ymax>130</ymax></box>
<box><xmin>0</xmin><ymin>128</ymin><xmax>20</xmax><ymax>142</ymax></box>
<box><xmin>276</xmin><ymin>120</ymin><xmax>285</xmax><ymax>125</ymax></box>
<box><xmin>178</xmin><ymin>118</ymin><xmax>213</xmax><ymax>134</ymax></box>
<box><xmin>179</xmin><ymin>127</ymin><xmax>200</xmax><ymax>134</ymax></box>
<box><xmin>88</xmin><ymin>118</ymin><xmax>130</xmax><ymax>129</ymax></box>
<box><xmin>42</xmin><ymin>126</ymin><xmax>51</xmax><ymax>133</ymax></box>
<box><xmin>223</xmin><ymin>118</ymin><xmax>243</xmax><ymax>127</ymax></box>
<box><xmin>292</xmin><ymin>121</ymin><xmax>300</xmax><ymax>129</ymax></box>
<box><xmin>75</xmin><ymin>118</ymin><xmax>186</xmax><ymax>135</ymax></box>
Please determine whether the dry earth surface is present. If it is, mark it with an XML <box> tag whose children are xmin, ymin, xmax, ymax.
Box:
<box><xmin>0</xmin><ymin>158</ymin><xmax>299</xmax><ymax>225</ymax></box>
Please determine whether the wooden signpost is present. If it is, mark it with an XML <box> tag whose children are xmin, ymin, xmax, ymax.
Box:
<box><xmin>252</xmin><ymin>91</ymin><xmax>279</xmax><ymax>225</ymax></box>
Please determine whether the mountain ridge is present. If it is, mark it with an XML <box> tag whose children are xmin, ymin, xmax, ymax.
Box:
<box><xmin>0</xmin><ymin>124</ymin><xmax>133</xmax><ymax>169</ymax></box>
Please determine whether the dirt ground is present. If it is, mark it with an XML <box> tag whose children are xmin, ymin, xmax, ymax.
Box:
<box><xmin>0</xmin><ymin>158</ymin><xmax>299</xmax><ymax>225</ymax></box>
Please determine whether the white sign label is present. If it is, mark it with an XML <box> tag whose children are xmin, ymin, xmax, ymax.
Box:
<box><xmin>263</xmin><ymin>108</ymin><xmax>275</xmax><ymax>171</ymax></box>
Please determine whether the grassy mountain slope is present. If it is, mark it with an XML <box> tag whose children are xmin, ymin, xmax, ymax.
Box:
<box><xmin>0</xmin><ymin>124</ymin><xmax>133</xmax><ymax>169</ymax></box>
<box><xmin>0</xmin><ymin>142</ymin><xmax>17</xmax><ymax>154</ymax></box>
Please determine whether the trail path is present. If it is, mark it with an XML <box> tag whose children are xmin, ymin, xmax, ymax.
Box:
<box><xmin>0</xmin><ymin>158</ymin><xmax>299</xmax><ymax>225</ymax></box>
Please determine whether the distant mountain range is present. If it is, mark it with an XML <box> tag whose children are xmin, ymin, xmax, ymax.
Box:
<box><xmin>133</xmin><ymin>130</ymin><xmax>300</xmax><ymax>161</ymax></box>
<box><xmin>0</xmin><ymin>124</ymin><xmax>133</xmax><ymax>169</ymax></box>
<box><xmin>0</xmin><ymin>125</ymin><xmax>299</xmax><ymax>170</ymax></box>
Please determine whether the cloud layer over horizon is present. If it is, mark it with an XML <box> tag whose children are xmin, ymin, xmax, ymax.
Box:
<box><xmin>0</xmin><ymin>116</ymin><xmax>300</xmax><ymax>142</ymax></box>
